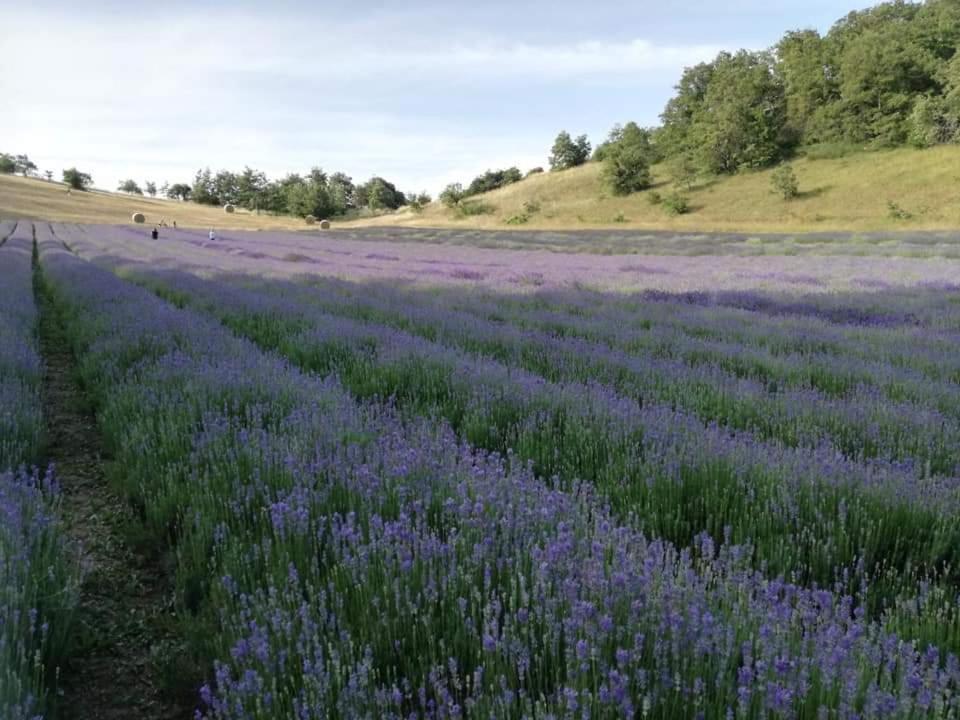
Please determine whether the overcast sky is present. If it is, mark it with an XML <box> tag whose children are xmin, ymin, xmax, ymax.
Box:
<box><xmin>0</xmin><ymin>0</ymin><xmax>876</xmax><ymax>195</ymax></box>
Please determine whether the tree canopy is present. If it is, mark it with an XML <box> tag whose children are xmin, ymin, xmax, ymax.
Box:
<box><xmin>655</xmin><ymin>0</ymin><xmax>960</xmax><ymax>173</ymax></box>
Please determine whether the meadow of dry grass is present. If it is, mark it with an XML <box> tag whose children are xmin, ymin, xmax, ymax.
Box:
<box><xmin>344</xmin><ymin>145</ymin><xmax>960</xmax><ymax>233</ymax></box>
<box><xmin>0</xmin><ymin>174</ymin><xmax>311</xmax><ymax>231</ymax></box>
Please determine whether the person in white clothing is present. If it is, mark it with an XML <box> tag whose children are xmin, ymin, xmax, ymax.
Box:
<box><xmin>209</xmin><ymin>229</ymin><xmax>216</xmax><ymax>241</ymax></box>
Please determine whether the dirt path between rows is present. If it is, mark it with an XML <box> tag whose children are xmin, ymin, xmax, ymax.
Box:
<box><xmin>37</xmin><ymin>264</ymin><xmax>189</xmax><ymax>720</ymax></box>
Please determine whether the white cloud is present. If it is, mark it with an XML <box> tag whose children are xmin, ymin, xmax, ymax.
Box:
<box><xmin>0</xmin><ymin>6</ymin><xmax>727</xmax><ymax>195</ymax></box>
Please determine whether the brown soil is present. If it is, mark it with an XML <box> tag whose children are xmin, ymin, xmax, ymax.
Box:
<box><xmin>38</xmin><ymin>269</ymin><xmax>190</xmax><ymax>720</ymax></box>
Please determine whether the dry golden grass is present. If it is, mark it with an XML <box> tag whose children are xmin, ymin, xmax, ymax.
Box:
<box><xmin>344</xmin><ymin>145</ymin><xmax>960</xmax><ymax>233</ymax></box>
<box><xmin>0</xmin><ymin>175</ymin><xmax>312</xmax><ymax>230</ymax></box>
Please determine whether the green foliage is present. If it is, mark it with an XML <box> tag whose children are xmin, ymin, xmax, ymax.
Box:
<box><xmin>526</xmin><ymin>167</ymin><xmax>544</xmax><ymax>177</ymax></box>
<box><xmin>14</xmin><ymin>154</ymin><xmax>37</xmax><ymax>177</ymax></box>
<box><xmin>548</xmin><ymin>131</ymin><xmax>591</xmax><ymax>171</ymax></box>
<box><xmin>504</xmin><ymin>213</ymin><xmax>529</xmax><ymax>225</ymax></box>
<box><xmin>887</xmin><ymin>200</ymin><xmax>913</xmax><ymax>220</ymax></box>
<box><xmin>600</xmin><ymin>122</ymin><xmax>655</xmax><ymax>196</ymax></box>
<box><xmin>62</xmin><ymin>168</ymin><xmax>93</xmax><ymax>190</ymax></box>
<box><xmin>166</xmin><ymin>183</ymin><xmax>191</xmax><ymax>201</ymax></box>
<box><xmin>144</xmin><ymin>181</ymin><xmax>157</xmax><ymax>197</ymax></box>
<box><xmin>467</xmin><ymin>167</ymin><xmax>522</xmax><ymax>196</ymax></box>
<box><xmin>361</xmin><ymin>176</ymin><xmax>406</xmax><ymax>211</ymax></box>
<box><xmin>771</xmin><ymin>164</ymin><xmax>800</xmax><ymax>200</ymax></box>
<box><xmin>613</xmin><ymin>211</ymin><xmax>628</xmax><ymax>223</ymax></box>
<box><xmin>522</xmin><ymin>200</ymin><xmax>541</xmax><ymax>215</ymax></box>
<box><xmin>440</xmin><ymin>183</ymin><xmax>466</xmax><ymax>208</ymax></box>
<box><xmin>909</xmin><ymin>96</ymin><xmax>959</xmax><ymax>148</ymax></box>
<box><xmin>456</xmin><ymin>201</ymin><xmax>494</xmax><ymax>217</ymax></box>
<box><xmin>663</xmin><ymin>192</ymin><xmax>691</xmax><ymax>215</ymax></box>
<box><xmin>656</xmin><ymin>1</ymin><xmax>960</xmax><ymax>170</ymax></box>
<box><xmin>0</xmin><ymin>153</ymin><xmax>15</xmax><ymax>174</ymax></box>
<box><xmin>647</xmin><ymin>191</ymin><xmax>663</xmax><ymax>206</ymax></box>
<box><xmin>117</xmin><ymin>179</ymin><xmax>143</xmax><ymax>195</ymax></box>
<box><xmin>406</xmin><ymin>192</ymin><xmax>432</xmax><ymax>213</ymax></box>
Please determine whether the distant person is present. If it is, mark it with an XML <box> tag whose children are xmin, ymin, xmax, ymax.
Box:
<box><xmin>151</xmin><ymin>227</ymin><xmax>159</xmax><ymax>240</ymax></box>
<box><xmin>172</xmin><ymin>220</ymin><xmax>177</xmax><ymax>229</ymax></box>
<box><xmin>209</xmin><ymin>228</ymin><xmax>216</xmax><ymax>241</ymax></box>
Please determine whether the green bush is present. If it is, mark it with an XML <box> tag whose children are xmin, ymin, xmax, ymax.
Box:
<box><xmin>522</xmin><ymin>200</ymin><xmax>541</xmax><ymax>215</ymax></box>
<box><xmin>663</xmin><ymin>192</ymin><xmax>691</xmax><ymax>215</ymax></box>
<box><xmin>613</xmin><ymin>212</ymin><xmax>628</xmax><ymax>223</ymax></box>
<box><xmin>887</xmin><ymin>200</ymin><xmax>913</xmax><ymax>220</ymax></box>
<box><xmin>647</xmin><ymin>191</ymin><xmax>663</xmax><ymax>205</ymax></box>
<box><xmin>457</xmin><ymin>201</ymin><xmax>495</xmax><ymax>217</ymax></box>
<box><xmin>771</xmin><ymin>164</ymin><xmax>799</xmax><ymax>200</ymax></box>
<box><xmin>505</xmin><ymin>214</ymin><xmax>529</xmax><ymax>225</ymax></box>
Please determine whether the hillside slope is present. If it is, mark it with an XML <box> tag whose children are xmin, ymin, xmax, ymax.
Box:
<box><xmin>0</xmin><ymin>175</ymin><xmax>311</xmax><ymax>230</ymax></box>
<box><xmin>346</xmin><ymin>146</ymin><xmax>960</xmax><ymax>233</ymax></box>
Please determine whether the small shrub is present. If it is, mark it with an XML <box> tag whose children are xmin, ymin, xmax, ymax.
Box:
<box><xmin>887</xmin><ymin>201</ymin><xmax>913</xmax><ymax>220</ymax></box>
<box><xmin>663</xmin><ymin>192</ymin><xmax>691</xmax><ymax>216</ymax></box>
<box><xmin>647</xmin><ymin>191</ymin><xmax>662</xmax><ymax>206</ymax></box>
<box><xmin>456</xmin><ymin>201</ymin><xmax>494</xmax><ymax>217</ymax></box>
<box><xmin>505</xmin><ymin>214</ymin><xmax>529</xmax><ymax>225</ymax></box>
<box><xmin>526</xmin><ymin>167</ymin><xmax>544</xmax><ymax>177</ymax></box>
<box><xmin>440</xmin><ymin>183</ymin><xmax>465</xmax><ymax>208</ymax></box>
<box><xmin>613</xmin><ymin>212</ymin><xmax>627</xmax><ymax>223</ymax></box>
<box><xmin>522</xmin><ymin>200</ymin><xmax>541</xmax><ymax>215</ymax></box>
<box><xmin>771</xmin><ymin>164</ymin><xmax>799</xmax><ymax>200</ymax></box>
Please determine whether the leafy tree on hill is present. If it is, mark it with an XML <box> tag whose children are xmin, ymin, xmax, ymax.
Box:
<box><xmin>0</xmin><ymin>153</ymin><xmax>15</xmax><ymax>173</ymax></box>
<box><xmin>328</xmin><ymin>172</ymin><xmax>356</xmax><ymax>214</ymax></box>
<box><xmin>362</xmin><ymin>176</ymin><xmax>406</xmax><ymax>211</ymax></box>
<box><xmin>166</xmin><ymin>183</ymin><xmax>192</xmax><ymax>201</ymax></box>
<box><xmin>15</xmin><ymin>154</ymin><xmax>37</xmax><ymax>177</ymax></box>
<box><xmin>466</xmin><ymin>167</ymin><xmax>522</xmax><ymax>196</ymax></box>
<box><xmin>118</xmin><ymin>179</ymin><xmax>143</xmax><ymax>195</ymax></box>
<box><xmin>144</xmin><ymin>181</ymin><xmax>157</xmax><ymax>197</ymax></box>
<box><xmin>62</xmin><ymin>168</ymin><xmax>93</xmax><ymax>190</ymax></box>
<box><xmin>44</xmin><ymin>170</ymin><xmax>53</xmax><ymax>182</ymax></box>
<box><xmin>440</xmin><ymin>183</ymin><xmax>466</xmax><ymax>208</ymax></box>
<box><xmin>549</xmin><ymin>131</ymin><xmax>591</xmax><ymax>171</ymax></box>
<box><xmin>601</xmin><ymin>122</ymin><xmax>656</xmax><ymax>195</ymax></box>
<box><xmin>771</xmin><ymin>163</ymin><xmax>800</xmax><ymax>199</ymax></box>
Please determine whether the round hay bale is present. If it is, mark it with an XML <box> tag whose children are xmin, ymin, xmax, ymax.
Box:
<box><xmin>304</xmin><ymin>215</ymin><xmax>316</xmax><ymax>225</ymax></box>
<box><xmin>319</xmin><ymin>219</ymin><xmax>331</xmax><ymax>230</ymax></box>
<box><xmin>223</xmin><ymin>204</ymin><xmax>235</xmax><ymax>214</ymax></box>
<box><xmin>131</xmin><ymin>212</ymin><xmax>146</xmax><ymax>224</ymax></box>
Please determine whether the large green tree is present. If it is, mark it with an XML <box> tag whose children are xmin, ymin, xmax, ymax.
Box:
<box><xmin>549</xmin><ymin>131</ymin><xmax>591</xmax><ymax>171</ymax></box>
<box><xmin>601</xmin><ymin>122</ymin><xmax>656</xmax><ymax>195</ymax></box>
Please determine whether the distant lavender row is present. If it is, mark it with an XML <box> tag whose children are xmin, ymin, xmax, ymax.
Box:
<box><xmin>1</xmin><ymin>222</ymin><xmax>76</xmax><ymax>720</ymax></box>
<box><xmin>37</xmin><ymin>233</ymin><xmax>960</xmax><ymax>717</ymax></box>
<box><xmin>56</xmin><ymin>222</ymin><xmax>960</xmax><ymax>294</ymax></box>
<box><xmin>176</xmin><ymin>269</ymin><xmax>960</xmax><ymax>476</ymax></box>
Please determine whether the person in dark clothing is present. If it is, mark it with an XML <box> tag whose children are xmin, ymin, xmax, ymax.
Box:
<box><xmin>151</xmin><ymin>227</ymin><xmax>159</xmax><ymax>240</ymax></box>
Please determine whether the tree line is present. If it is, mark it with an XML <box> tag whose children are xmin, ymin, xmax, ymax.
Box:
<box><xmin>441</xmin><ymin>0</ymin><xmax>960</xmax><ymax>207</ymax></box>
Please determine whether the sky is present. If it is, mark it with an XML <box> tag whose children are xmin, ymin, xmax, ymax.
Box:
<box><xmin>0</xmin><ymin>0</ymin><xmax>878</xmax><ymax>196</ymax></box>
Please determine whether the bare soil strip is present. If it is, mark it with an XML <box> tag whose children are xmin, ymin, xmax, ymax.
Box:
<box><xmin>36</xmin><ymin>258</ymin><xmax>189</xmax><ymax>720</ymax></box>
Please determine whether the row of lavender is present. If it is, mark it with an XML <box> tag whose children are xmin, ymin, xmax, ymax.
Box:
<box><xmin>58</xmin><ymin>224</ymin><xmax>960</xmax><ymax>643</ymax></box>
<box><xmin>0</xmin><ymin>222</ymin><xmax>76</xmax><ymax>720</ymax></box>
<box><xmin>38</xmin><ymin>230</ymin><xmax>960</xmax><ymax>715</ymax></box>
<box><xmin>175</xmin><ymin>270</ymin><xmax>960</xmax><ymax>476</ymax></box>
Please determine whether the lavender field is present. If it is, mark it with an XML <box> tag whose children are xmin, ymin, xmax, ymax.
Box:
<box><xmin>6</xmin><ymin>220</ymin><xmax>960</xmax><ymax>718</ymax></box>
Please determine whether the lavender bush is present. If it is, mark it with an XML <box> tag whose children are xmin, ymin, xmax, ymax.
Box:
<box><xmin>1</xmin><ymin>223</ymin><xmax>76</xmax><ymax>720</ymax></box>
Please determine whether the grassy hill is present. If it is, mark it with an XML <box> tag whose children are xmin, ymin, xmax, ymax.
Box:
<box><xmin>4</xmin><ymin>146</ymin><xmax>960</xmax><ymax>234</ymax></box>
<box><xmin>346</xmin><ymin>145</ymin><xmax>960</xmax><ymax>233</ymax></box>
<box><xmin>0</xmin><ymin>174</ymin><xmax>310</xmax><ymax>231</ymax></box>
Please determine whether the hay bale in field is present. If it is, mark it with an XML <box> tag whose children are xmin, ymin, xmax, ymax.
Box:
<box><xmin>319</xmin><ymin>219</ymin><xmax>331</xmax><ymax>230</ymax></box>
<box><xmin>223</xmin><ymin>204</ymin><xmax>235</xmax><ymax>214</ymax></box>
<box><xmin>131</xmin><ymin>212</ymin><xmax>146</xmax><ymax>224</ymax></box>
<box><xmin>304</xmin><ymin>215</ymin><xmax>316</xmax><ymax>225</ymax></box>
